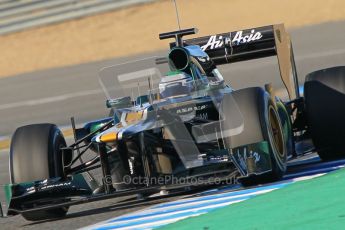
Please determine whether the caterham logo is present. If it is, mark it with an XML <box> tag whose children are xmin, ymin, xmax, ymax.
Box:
<box><xmin>201</xmin><ymin>29</ymin><xmax>263</xmax><ymax>51</ymax></box>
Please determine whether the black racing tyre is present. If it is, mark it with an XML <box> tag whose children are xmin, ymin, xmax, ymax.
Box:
<box><xmin>221</xmin><ymin>87</ymin><xmax>287</xmax><ymax>185</ymax></box>
<box><xmin>304</xmin><ymin>66</ymin><xmax>345</xmax><ymax>160</ymax></box>
<box><xmin>9</xmin><ymin>124</ymin><xmax>69</xmax><ymax>221</ymax></box>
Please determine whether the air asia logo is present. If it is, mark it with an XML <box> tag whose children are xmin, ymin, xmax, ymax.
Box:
<box><xmin>201</xmin><ymin>29</ymin><xmax>263</xmax><ymax>51</ymax></box>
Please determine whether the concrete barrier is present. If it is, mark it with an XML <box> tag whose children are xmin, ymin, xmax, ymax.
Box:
<box><xmin>0</xmin><ymin>0</ymin><xmax>156</xmax><ymax>35</ymax></box>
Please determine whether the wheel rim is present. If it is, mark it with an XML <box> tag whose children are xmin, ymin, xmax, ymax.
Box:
<box><xmin>268</xmin><ymin>106</ymin><xmax>285</xmax><ymax>157</ymax></box>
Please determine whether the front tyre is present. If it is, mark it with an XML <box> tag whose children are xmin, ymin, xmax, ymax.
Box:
<box><xmin>9</xmin><ymin>124</ymin><xmax>69</xmax><ymax>221</ymax></box>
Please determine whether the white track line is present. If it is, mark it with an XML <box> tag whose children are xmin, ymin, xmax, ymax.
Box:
<box><xmin>81</xmin><ymin>170</ymin><xmax>330</xmax><ymax>230</ymax></box>
<box><xmin>0</xmin><ymin>89</ymin><xmax>103</xmax><ymax>110</ymax></box>
<box><xmin>121</xmin><ymin>188</ymin><xmax>275</xmax><ymax>218</ymax></box>
<box><xmin>83</xmin><ymin>199</ymin><xmax>245</xmax><ymax>230</ymax></box>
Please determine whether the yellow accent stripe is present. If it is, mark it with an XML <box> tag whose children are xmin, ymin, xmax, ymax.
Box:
<box><xmin>125</xmin><ymin>111</ymin><xmax>143</xmax><ymax>123</ymax></box>
<box><xmin>100</xmin><ymin>132</ymin><xmax>117</xmax><ymax>142</ymax></box>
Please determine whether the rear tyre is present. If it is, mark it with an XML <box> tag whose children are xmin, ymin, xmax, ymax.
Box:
<box><xmin>304</xmin><ymin>66</ymin><xmax>345</xmax><ymax>160</ymax></box>
<box><xmin>9</xmin><ymin>124</ymin><xmax>69</xmax><ymax>221</ymax></box>
<box><xmin>221</xmin><ymin>87</ymin><xmax>287</xmax><ymax>185</ymax></box>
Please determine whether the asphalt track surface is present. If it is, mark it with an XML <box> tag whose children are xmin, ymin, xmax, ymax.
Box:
<box><xmin>1</xmin><ymin>21</ymin><xmax>345</xmax><ymax>229</ymax></box>
<box><xmin>1</xmin><ymin>151</ymin><xmax>345</xmax><ymax>230</ymax></box>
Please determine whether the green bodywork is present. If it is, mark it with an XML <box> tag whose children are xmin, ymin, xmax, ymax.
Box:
<box><xmin>4</xmin><ymin>183</ymin><xmax>14</xmax><ymax>205</ymax></box>
<box><xmin>90</xmin><ymin>122</ymin><xmax>107</xmax><ymax>133</ymax></box>
<box><xmin>167</xmin><ymin>70</ymin><xmax>182</xmax><ymax>76</ymax></box>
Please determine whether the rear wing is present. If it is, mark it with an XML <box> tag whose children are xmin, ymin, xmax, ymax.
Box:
<box><xmin>180</xmin><ymin>24</ymin><xmax>299</xmax><ymax>100</ymax></box>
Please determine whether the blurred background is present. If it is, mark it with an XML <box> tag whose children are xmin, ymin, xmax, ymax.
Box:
<box><xmin>0</xmin><ymin>0</ymin><xmax>345</xmax><ymax>140</ymax></box>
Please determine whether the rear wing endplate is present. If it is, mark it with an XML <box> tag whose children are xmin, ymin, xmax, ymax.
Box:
<box><xmin>181</xmin><ymin>24</ymin><xmax>299</xmax><ymax>99</ymax></box>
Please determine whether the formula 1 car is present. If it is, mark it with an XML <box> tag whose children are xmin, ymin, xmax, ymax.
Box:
<box><xmin>4</xmin><ymin>24</ymin><xmax>345</xmax><ymax>221</ymax></box>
